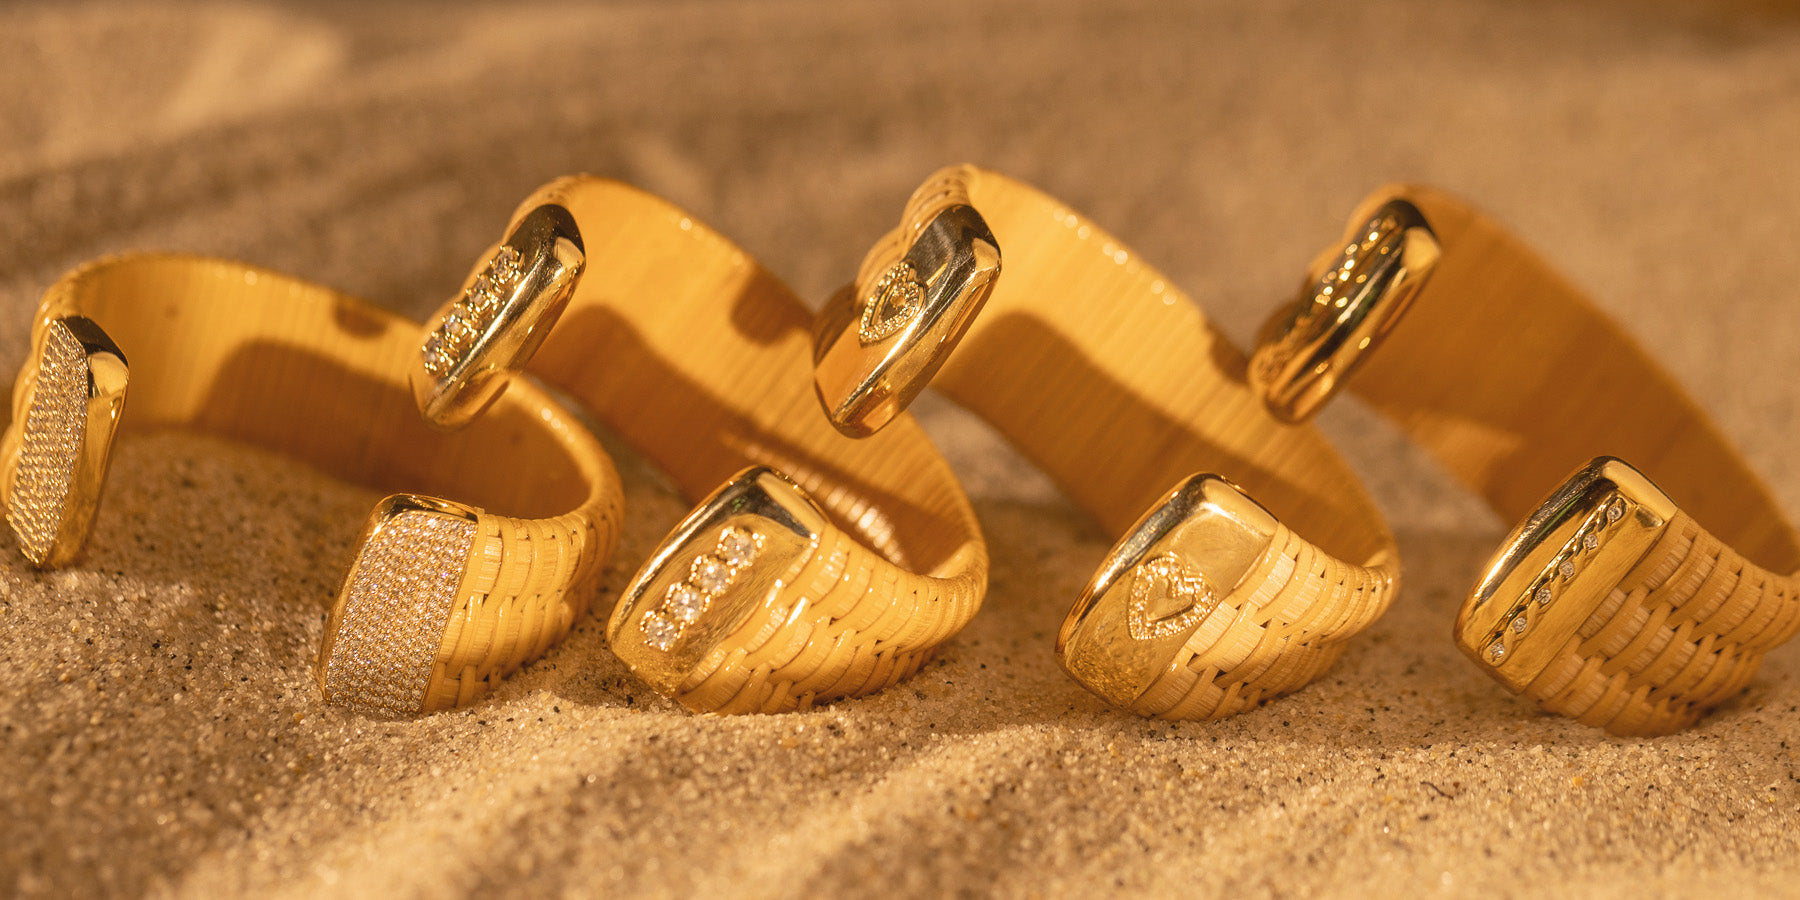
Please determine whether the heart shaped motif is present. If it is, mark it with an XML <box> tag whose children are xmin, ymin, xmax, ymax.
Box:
<box><xmin>1126</xmin><ymin>554</ymin><xmax>1218</xmax><ymax>640</ymax></box>
<box><xmin>858</xmin><ymin>260</ymin><xmax>925</xmax><ymax>344</ymax></box>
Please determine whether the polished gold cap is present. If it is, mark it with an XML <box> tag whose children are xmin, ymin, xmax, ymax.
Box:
<box><xmin>607</xmin><ymin>467</ymin><xmax>827</xmax><ymax>697</ymax></box>
<box><xmin>813</xmin><ymin>202</ymin><xmax>1000</xmax><ymax>437</ymax></box>
<box><xmin>1249</xmin><ymin>199</ymin><xmax>1439</xmax><ymax>423</ymax></box>
<box><xmin>1057</xmin><ymin>474</ymin><xmax>1279</xmax><ymax>708</ymax></box>
<box><xmin>1457</xmin><ymin>457</ymin><xmax>1676</xmax><ymax>691</ymax></box>
<box><xmin>412</xmin><ymin>203</ymin><xmax>585</xmax><ymax>429</ymax></box>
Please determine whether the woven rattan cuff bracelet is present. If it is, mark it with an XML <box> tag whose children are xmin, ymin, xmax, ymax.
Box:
<box><xmin>812</xmin><ymin>165</ymin><xmax>1401</xmax><ymax>720</ymax></box>
<box><xmin>410</xmin><ymin>176</ymin><xmax>988</xmax><ymax>715</ymax></box>
<box><xmin>1250</xmin><ymin>184</ymin><xmax>1800</xmax><ymax>736</ymax></box>
<box><xmin>0</xmin><ymin>255</ymin><xmax>624</xmax><ymax>715</ymax></box>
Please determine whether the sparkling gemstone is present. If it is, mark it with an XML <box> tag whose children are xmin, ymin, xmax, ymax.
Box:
<box><xmin>463</xmin><ymin>287</ymin><xmax>500</xmax><ymax>320</ymax></box>
<box><xmin>490</xmin><ymin>247</ymin><xmax>523</xmax><ymax>283</ymax></box>
<box><xmin>1582</xmin><ymin>532</ymin><xmax>1600</xmax><ymax>550</ymax></box>
<box><xmin>1535</xmin><ymin>586</ymin><xmax>1553</xmax><ymax>605</ymax></box>
<box><xmin>422</xmin><ymin>335</ymin><xmax>454</xmax><ymax>375</ymax></box>
<box><xmin>443</xmin><ymin>313</ymin><xmax>478</xmax><ymax>346</ymax></box>
<box><xmin>717</xmin><ymin>526</ymin><xmax>759</xmax><ymax>566</ymax></box>
<box><xmin>690</xmin><ymin>555</ymin><xmax>732</xmax><ymax>594</ymax></box>
<box><xmin>641</xmin><ymin>612</ymin><xmax>680</xmax><ymax>650</ymax></box>
<box><xmin>1606</xmin><ymin>499</ymin><xmax>1626</xmax><ymax>522</ymax></box>
<box><xmin>1511</xmin><ymin>615</ymin><xmax>1529</xmax><ymax>634</ymax></box>
<box><xmin>665</xmin><ymin>583</ymin><xmax>707</xmax><ymax>624</ymax></box>
<box><xmin>1558</xmin><ymin>559</ymin><xmax>1576</xmax><ymax>579</ymax></box>
<box><xmin>1486</xmin><ymin>640</ymin><xmax>1507</xmax><ymax>663</ymax></box>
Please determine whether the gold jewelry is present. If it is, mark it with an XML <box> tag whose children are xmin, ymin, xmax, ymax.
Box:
<box><xmin>411</xmin><ymin>176</ymin><xmax>989</xmax><ymax>714</ymax></box>
<box><xmin>814</xmin><ymin>166</ymin><xmax>1401</xmax><ymax>719</ymax></box>
<box><xmin>1251</xmin><ymin>184</ymin><xmax>1800</xmax><ymax>735</ymax></box>
<box><xmin>0</xmin><ymin>255</ymin><xmax>624</xmax><ymax>715</ymax></box>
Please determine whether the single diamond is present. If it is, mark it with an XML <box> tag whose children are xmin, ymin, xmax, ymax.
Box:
<box><xmin>1558</xmin><ymin>559</ymin><xmax>1576</xmax><ymax>579</ymax></box>
<box><xmin>1486</xmin><ymin>640</ymin><xmax>1507</xmax><ymax>663</ymax></box>
<box><xmin>490</xmin><ymin>246</ymin><xmax>523</xmax><ymax>284</ymax></box>
<box><xmin>1535</xmin><ymin>586</ymin><xmax>1553</xmax><ymax>605</ymax></box>
<box><xmin>641</xmin><ymin>612</ymin><xmax>680</xmax><ymax>650</ymax></box>
<box><xmin>443</xmin><ymin>313</ymin><xmax>478</xmax><ymax>347</ymax></box>
<box><xmin>690</xmin><ymin>555</ymin><xmax>732</xmax><ymax>594</ymax></box>
<box><xmin>664</xmin><ymin>583</ymin><xmax>707</xmax><ymax>624</ymax></box>
<box><xmin>717</xmin><ymin>526</ymin><xmax>759</xmax><ymax>566</ymax></box>
<box><xmin>422</xmin><ymin>334</ymin><xmax>454</xmax><ymax>376</ymax></box>
<box><xmin>1511</xmin><ymin>615</ymin><xmax>1529</xmax><ymax>634</ymax></box>
<box><xmin>1582</xmin><ymin>532</ymin><xmax>1600</xmax><ymax>550</ymax></box>
<box><xmin>466</xmin><ymin>290</ymin><xmax>502</xmax><ymax>323</ymax></box>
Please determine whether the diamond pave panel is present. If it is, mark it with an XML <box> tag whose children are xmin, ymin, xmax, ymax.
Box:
<box><xmin>1483</xmin><ymin>495</ymin><xmax>1631</xmax><ymax>665</ymax></box>
<box><xmin>7</xmin><ymin>322</ymin><xmax>89</xmax><ymax>563</ymax></box>
<box><xmin>323</xmin><ymin>511</ymin><xmax>478</xmax><ymax>713</ymax></box>
<box><xmin>421</xmin><ymin>245</ymin><xmax>524</xmax><ymax>378</ymax></box>
<box><xmin>858</xmin><ymin>260</ymin><xmax>925</xmax><ymax>344</ymax></box>
<box><xmin>641</xmin><ymin>525</ymin><xmax>764</xmax><ymax>651</ymax></box>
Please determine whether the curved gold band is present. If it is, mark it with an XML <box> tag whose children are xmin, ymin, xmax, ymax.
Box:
<box><xmin>0</xmin><ymin>254</ymin><xmax>624</xmax><ymax>715</ymax></box>
<box><xmin>1254</xmin><ymin>184</ymin><xmax>1800</xmax><ymax>735</ymax></box>
<box><xmin>416</xmin><ymin>176</ymin><xmax>989</xmax><ymax>714</ymax></box>
<box><xmin>818</xmin><ymin>165</ymin><xmax>1401</xmax><ymax>720</ymax></box>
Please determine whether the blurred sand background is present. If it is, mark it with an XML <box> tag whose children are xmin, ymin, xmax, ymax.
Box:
<box><xmin>3</xmin><ymin>1</ymin><xmax>1800</xmax><ymax>896</ymax></box>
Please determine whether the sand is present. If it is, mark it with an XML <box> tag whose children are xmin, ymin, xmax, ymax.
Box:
<box><xmin>4</xmin><ymin>0</ymin><xmax>1800</xmax><ymax>896</ymax></box>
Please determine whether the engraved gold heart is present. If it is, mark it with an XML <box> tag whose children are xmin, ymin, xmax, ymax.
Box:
<box><xmin>858</xmin><ymin>260</ymin><xmax>925</xmax><ymax>344</ymax></box>
<box><xmin>1126</xmin><ymin>554</ymin><xmax>1218</xmax><ymax>640</ymax></box>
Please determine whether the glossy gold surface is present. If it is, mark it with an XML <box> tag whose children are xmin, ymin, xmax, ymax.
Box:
<box><xmin>1</xmin><ymin>315</ymin><xmax>128</xmax><ymax>568</ymax></box>
<box><xmin>1249</xmin><ymin>199</ymin><xmax>1439</xmax><ymax>423</ymax></box>
<box><xmin>413</xmin><ymin>203</ymin><xmax>586</xmax><ymax>429</ymax></box>
<box><xmin>813</xmin><ymin>202</ymin><xmax>999</xmax><ymax>437</ymax></box>
<box><xmin>1456</xmin><ymin>457</ymin><xmax>1675</xmax><ymax>691</ymax></box>
<box><xmin>1057</xmin><ymin>474</ymin><xmax>1279</xmax><ymax>708</ymax></box>
<box><xmin>607</xmin><ymin>466</ymin><xmax>826</xmax><ymax>695</ymax></box>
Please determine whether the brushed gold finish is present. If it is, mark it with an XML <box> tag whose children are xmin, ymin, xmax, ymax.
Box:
<box><xmin>0</xmin><ymin>255</ymin><xmax>625</xmax><ymax>715</ymax></box>
<box><xmin>827</xmin><ymin>165</ymin><xmax>1401</xmax><ymax>720</ymax></box>
<box><xmin>1256</xmin><ymin>184</ymin><xmax>1800</xmax><ymax>735</ymax></box>
<box><xmin>438</xmin><ymin>177</ymin><xmax>990</xmax><ymax>714</ymax></box>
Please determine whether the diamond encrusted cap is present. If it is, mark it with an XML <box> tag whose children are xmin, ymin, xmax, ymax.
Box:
<box><xmin>320</xmin><ymin>501</ymin><xmax>479</xmax><ymax>715</ymax></box>
<box><xmin>7</xmin><ymin>322</ymin><xmax>89</xmax><ymax>564</ymax></box>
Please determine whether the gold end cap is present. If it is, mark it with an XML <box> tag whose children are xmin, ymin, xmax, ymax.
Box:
<box><xmin>412</xmin><ymin>203</ymin><xmax>585</xmax><ymax>430</ymax></box>
<box><xmin>1456</xmin><ymin>457</ymin><xmax>1676</xmax><ymax>692</ymax></box>
<box><xmin>1249</xmin><ymin>198</ymin><xmax>1439</xmax><ymax>423</ymax></box>
<box><xmin>812</xmin><ymin>204</ymin><xmax>1000</xmax><ymax>438</ymax></box>
<box><xmin>608</xmin><ymin>466</ymin><xmax>827</xmax><ymax>697</ymax></box>
<box><xmin>318</xmin><ymin>493</ymin><xmax>482</xmax><ymax>714</ymax></box>
<box><xmin>1057</xmin><ymin>474</ymin><xmax>1279</xmax><ymax>708</ymax></box>
<box><xmin>3</xmin><ymin>315</ymin><xmax>127</xmax><ymax>568</ymax></box>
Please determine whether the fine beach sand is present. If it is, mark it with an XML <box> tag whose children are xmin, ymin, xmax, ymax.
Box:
<box><xmin>4</xmin><ymin>1</ymin><xmax>1800</xmax><ymax>896</ymax></box>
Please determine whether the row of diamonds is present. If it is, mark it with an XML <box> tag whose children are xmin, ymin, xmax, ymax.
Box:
<box><xmin>1249</xmin><ymin>210</ymin><xmax>1395</xmax><ymax>384</ymax></box>
<box><xmin>1311</xmin><ymin>211</ymin><xmax>1396</xmax><ymax>317</ymax></box>
<box><xmin>641</xmin><ymin>525</ymin><xmax>763</xmax><ymax>651</ymax></box>
<box><xmin>1483</xmin><ymin>495</ymin><xmax>1630</xmax><ymax>665</ymax></box>
<box><xmin>422</xmin><ymin>245</ymin><xmax>524</xmax><ymax>378</ymax></box>
<box><xmin>322</xmin><ymin>512</ymin><xmax>477</xmax><ymax>714</ymax></box>
<box><xmin>6</xmin><ymin>322</ymin><xmax>89</xmax><ymax>563</ymax></box>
